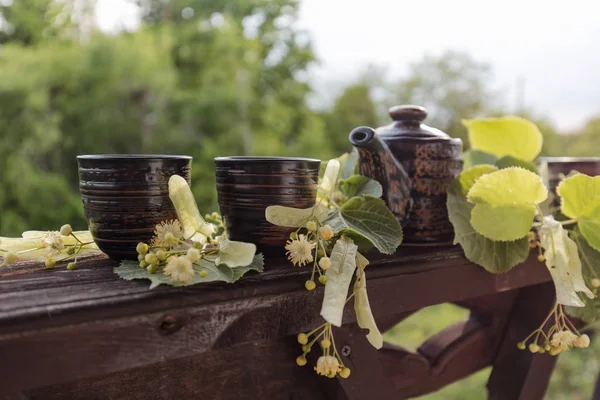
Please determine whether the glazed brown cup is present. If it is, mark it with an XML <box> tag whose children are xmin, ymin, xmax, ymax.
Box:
<box><xmin>214</xmin><ymin>156</ymin><xmax>321</xmax><ymax>255</ymax></box>
<box><xmin>77</xmin><ymin>154</ymin><xmax>192</xmax><ymax>261</ymax></box>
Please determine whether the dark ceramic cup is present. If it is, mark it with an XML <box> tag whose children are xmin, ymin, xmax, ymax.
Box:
<box><xmin>77</xmin><ymin>155</ymin><xmax>192</xmax><ymax>261</ymax></box>
<box><xmin>214</xmin><ymin>156</ymin><xmax>321</xmax><ymax>255</ymax></box>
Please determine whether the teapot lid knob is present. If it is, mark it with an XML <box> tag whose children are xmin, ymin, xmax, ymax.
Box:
<box><xmin>389</xmin><ymin>105</ymin><xmax>427</xmax><ymax>123</ymax></box>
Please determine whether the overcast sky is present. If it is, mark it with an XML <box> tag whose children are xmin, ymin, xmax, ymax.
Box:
<box><xmin>95</xmin><ymin>0</ymin><xmax>600</xmax><ymax>131</ymax></box>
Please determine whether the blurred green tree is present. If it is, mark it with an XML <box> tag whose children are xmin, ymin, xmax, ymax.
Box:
<box><xmin>567</xmin><ymin>116</ymin><xmax>600</xmax><ymax>157</ymax></box>
<box><xmin>388</xmin><ymin>51</ymin><xmax>499</xmax><ymax>146</ymax></box>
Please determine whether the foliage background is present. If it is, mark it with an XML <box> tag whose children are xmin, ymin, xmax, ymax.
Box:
<box><xmin>1</xmin><ymin>1</ymin><xmax>599</xmax><ymax>398</ymax></box>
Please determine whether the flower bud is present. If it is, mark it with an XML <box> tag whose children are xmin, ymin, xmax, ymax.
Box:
<box><xmin>305</xmin><ymin>280</ymin><xmax>316</xmax><ymax>291</ymax></box>
<box><xmin>296</xmin><ymin>356</ymin><xmax>307</xmax><ymax>366</ymax></box>
<box><xmin>156</xmin><ymin>250</ymin><xmax>167</xmax><ymax>261</ymax></box>
<box><xmin>592</xmin><ymin>278</ymin><xmax>600</xmax><ymax>288</ymax></box>
<box><xmin>199</xmin><ymin>270</ymin><xmax>208</xmax><ymax>278</ymax></box>
<box><xmin>193</xmin><ymin>241</ymin><xmax>203</xmax><ymax>249</ymax></box>
<box><xmin>320</xmin><ymin>339</ymin><xmax>331</xmax><ymax>349</ymax></box>
<box><xmin>145</xmin><ymin>252</ymin><xmax>158</xmax><ymax>265</ymax></box>
<box><xmin>67</xmin><ymin>262</ymin><xmax>77</xmax><ymax>271</ymax></box>
<box><xmin>3</xmin><ymin>252</ymin><xmax>17</xmax><ymax>265</ymax></box>
<box><xmin>319</xmin><ymin>257</ymin><xmax>332</xmax><ymax>270</ymax></box>
<box><xmin>528</xmin><ymin>343</ymin><xmax>540</xmax><ymax>353</ymax></box>
<box><xmin>306</xmin><ymin>221</ymin><xmax>317</xmax><ymax>232</ymax></box>
<box><xmin>537</xmin><ymin>255</ymin><xmax>545</xmax><ymax>262</ymax></box>
<box><xmin>549</xmin><ymin>346</ymin><xmax>562</xmax><ymax>356</ymax></box>
<box><xmin>289</xmin><ymin>231</ymin><xmax>298</xmax><ymax>240</ymax></box>
<box><xmin>297</xmin><ymin>333</ymin><xmax>308</xmax><ymax>345</ymax></box>
<box><xmin>318</xmin><ymin>275</ymin><xmax>327</xmax><ymax>285</ymax></box>
<box><xmin>575</xmin><ymin>334</ymin><xmax>590</xmax><ymax>348</ymax></box>
<box><xmin>517</xmin><ymin>342</ymin><xmax>526</xmax><ymax>350</ymax></box>
<box><xmin>186</xmin><ymin>248</ymin><xmax>201</xmax><ymax>262</ymax></box>
<box><xmin>318</xmin><ymin>225</ymin><xmax>334</xmax><ymax>240</ymax></box>
<box><xmin>146</xmin><ymin>264</ymin><xmax>158</xmax><ymax>274</ymax></box>
<box><xmin>45</xmin><ymin>257</ymin><xmax>56</xmax><ymax>269</ymax></box>
<box><xmin>340</xmin><ymin>368</ymin><xmax>351</xmax><ymax>379</ymax></box>
<box><xmin>136</xmin><ymin>242</ymin><xmax>149</xmax><ymax>255</ymax></box>
<box><xmin>59</xmin><ymin>224</ymin><xmax>73</xmax><ymax>236</ymax></box>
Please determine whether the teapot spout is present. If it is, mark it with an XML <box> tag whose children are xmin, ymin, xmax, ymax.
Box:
<box><xmin>349</xmin><ymin>126</ymin><xmax>412</xmax><ymax>224</ymax></box>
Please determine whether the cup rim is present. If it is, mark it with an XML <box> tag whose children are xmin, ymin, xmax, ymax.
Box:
<box><xmin>77</xmin><ymin>154</ymin><xmax>192</xmax><ymax>160</ymax></box>
<box><xmin>214</xmin><ymin>156</ymin><xmax>321</xmax><ymax>163</ymax></box>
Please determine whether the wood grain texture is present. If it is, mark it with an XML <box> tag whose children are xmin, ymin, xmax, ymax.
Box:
<box><xmin>0</xmin><ymin>246</ymin><xmax>555</xmax><ymax>398</ymax></box>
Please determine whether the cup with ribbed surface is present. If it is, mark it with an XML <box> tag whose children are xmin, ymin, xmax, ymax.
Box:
<box><xmin>215</xmin><ymin>156</ymin><xmax>321</xmax><ymax>256</ymax></box>
<box><xmin>77</xmin><ymin>154</ymin><xmax>192</xmax><ymax>261</ymax></box>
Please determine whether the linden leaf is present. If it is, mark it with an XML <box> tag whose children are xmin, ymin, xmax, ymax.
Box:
<box><xmin>470</xmin><ymin>204</ymin><xmax>536</xmax><ymax>242</ymax></box>
<box><xmin>556</xmin><ymin>173</ymin><xmax>600</xmax><ymax>219</ymax></box>
<box><xmin>321</xmin><ymin>236</ymin><xmax>358</xmax><ymax>327</ymax></box>
<box><xmin>115</xmin><ymin>254</ymin><xmax>264</xmax><ymax>289</ymax></box>
<box><xmin>539</xmin><ymin>216</ymin><xmax>595</xmax><ymax>307</ymax></box>
<box><xmin>265</xmin><ymin>204</ymin><xmax>331</xmax><ymax>228</ymax></box>
<box><xmin>214</xmin><ymin>236</ymin><xmax>257</xmax><ymax>268</ymax></box>
<box><xmin>340</xmin><ymin>175</ymin><xmax>383</xmax><ymax>198</ymax></box>
<box><xmin>325</xmin><ymin>195</ymin><xmax>403</xmax><ymax>255</ymax></box>
<box><xmin>466</xmin><ymin>168</ymin><xmax>547</xmax><ymax>241</ymax></box>
<box><xmin>353</xmin><ymin>252</ymin><xmax>383</xmax><ymax>349</ymax></box>
<box><xmin>557</xmin><ymin>174</ymin><xmax>600</xmax><ymax>251</ymax></box>
<box><xmin>446</xmin><ymin>166</ymin><xmax>530</xmax><ymax>273</ymax></box>
<box><xmin>495</xmin><ymin>155</ymin><xmax>539</xmax><ymax>174</ymax></box>
<box><xmin>448</xmin><ymin>164</ymin><xmax>498</xmax><ymax>197</ymax></box>
<box><xmin>462</xmin><ymin>150</ymin><xmax>498</xmax><ymax>170</ymax></box>
<box><xmin>467</xmin><ymin>168</ymin><xmax>547</xmax><ymax>206</ymax></box>
<box><xmin>565</xmin><ymin>231</ymin><xmax>600</xmax><ymax>323</ymax></box>
<box><xmin>463</xmin><ymin>116</ymin><xmax>543</xmax><ymax>161</ymax></box>
<box><xmin>168</xmin><ymin>175</ymin><xmax>215</xmax><ymax>241</ymax></box>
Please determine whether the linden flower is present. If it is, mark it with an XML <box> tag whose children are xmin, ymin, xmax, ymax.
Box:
<box><xmin>551</xmin><ymin>330</ymin><xmax>578</xmax><ymax>351</ymax></box>
<box><xmin>42</xmin><ymin>231</ymin><xmax>64</xmax><ymax>254</ymax></box>
<box><xmin>153</xmin><ymin>220</ymin><xmax>184</xmax><ymax>248</ymax></box>
<box><xmin>314</xmin><ymin>355</ymin><xmax>341</xmax><ymax>377</ymax></box>
<box><xmin>163</xmin><ymin>256</ymin><xmax>194</xmax><ymax>283</ymax></box>
<box><xmin>575</xmin><ymin>334</ymin><xmax>591</xmax><ymax>348</ymax></box>
<box><xmin>285</xmin><ymin>234</ymin><xmax>315</xmax><ymax>267</ymax></box>
<box><xmin>318</xmin><ymin>225</ymin><xmax>334</xmax><ymax>240</ymax></box>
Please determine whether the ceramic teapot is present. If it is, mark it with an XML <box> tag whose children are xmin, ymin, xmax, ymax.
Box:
<box><xmin>349</xmin><ymin>105</ymin><xmax>463</xmax><ymax>244</ymax></box>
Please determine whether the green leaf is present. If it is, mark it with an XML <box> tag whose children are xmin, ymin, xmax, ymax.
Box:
<box><xmin>320</xmin><ymin>236</ymin><xmax>358</xmax><ymax>327</ymax></box>
<box><xmin>336</xmin><ymin>152</ymin><xmax>359</xmax><ymax>180</ymax></box>
<box><xmin>265</xmin><ymin>204</ymin><xmax>331</xmax><ymax>227</ymax></box>
<box><xmin>448</xmin><ymin>164</ymin><xmax>498</xmax><ymax>197</ymax></box>
<box><xmin>214</xmin><ymin>236</ymin><xmax>257</xmax><ymax>268</ymax></box>
<box><xmin>557</xmin><ymin>174</ymin><xmax>600</xmax><ymax>251</ymax></box>
<box><xmin>466</xmin><ymin>168</ymin><xmax>547</xmax><ymax>241</ymax></box>
<box><xmin>340</xmin><ymin>175</ymin><xmax>383</xmax><ymax>198</ymax></box>
<box><xmin>467</xmin><ymin>168</ymin><xmax>547</xmax><ymax>205</ymax></box>
<box><xmin>539</xmin><ymin>216</ymin><xmax>595</xmax><ymax>307</ymax></box>
<box><xmin>463</xmin><ymin>116</ymin><xmax>543</xmax><ymax>161</ymax></box>
<box><xmin>556</xmin><ymin>173</ymin><xmax>600</xmax><ymax>219</ymax></box>
<box><xmin>353</xmin><ymin>252</ymin><xmax>383</xmax><ymax>349</ymax></box>
<box><xmin>462</xmin><ymin>150</ymin><xmax>498</xmax><ymax>170</ymax></box>
<box><xmin>325</xmin><ymin>195</ymin><xmax>403</xmax><ymax>255</ymax></box>
<box><xmin>446</xmin><ymin>192</ymin><xmax>530</xmax><ymax>273</ymax></box>
<box><xmin>496</xmin><ymin>155</ymin><xmax>539</xmax><ymax>174</ymax></box>
<box><xmin>470</xmin><ymin>204</ymin><xmax>535</xmax><ymax>242</ymax></box>
<box><xmin>114</xmin><ymin>254</ymin><xmax>264</xmax><ymax>289</ymax></box>
<box><xmin>566</xmin><ymin>231</ymin><xmax>600</xmax><ymax>323</ymax></box>
<box><xmin>168</xmin><ymin>175</ymin><xmax>215</xmax><ymax>241</ymax></box>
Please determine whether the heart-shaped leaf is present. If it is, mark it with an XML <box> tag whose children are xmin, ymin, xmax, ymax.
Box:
<box><xmin>463</xmin><ymin>116</ymin><xmax>543</xmax><ymax>161</ymax></box>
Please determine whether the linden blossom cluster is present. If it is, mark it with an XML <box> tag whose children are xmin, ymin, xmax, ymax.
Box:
<box><xmin>284</xmin><ymin>220</ymin><xmax>334</xmax><ymax>290</ymax></box>
<box><xmin>0</xmin><ymin>224</ymin><xmax>99</xmax><ymax>270</ymax></box>
<box><xmin>135</xmin><ymin>219</ymin><xmax>215</xmax><ymax>284</ymax></box>
<box><xmin>296</xmin><ymin>323</ymin><xmax>351</xmax><ymax>379</ymax></box>
<box><xmin>517</xmin><ymin>302</ymin><xmax>590</xmax><ymax>355</ymax></box>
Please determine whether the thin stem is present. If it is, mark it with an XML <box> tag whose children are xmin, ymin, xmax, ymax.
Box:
<box><xmin>559</xmin><ymin>219</ymin><xmax>578</xmax><ymax>226</ymax></box>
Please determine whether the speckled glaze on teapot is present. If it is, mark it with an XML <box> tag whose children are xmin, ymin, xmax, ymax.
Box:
<box><xmin>349</xmin><ymin>105</ymin><xmax>463</xmax><ymax>244</ymax></box>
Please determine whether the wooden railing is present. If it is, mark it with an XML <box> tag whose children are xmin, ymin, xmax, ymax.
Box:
<box><xmin>0</xmin><ymin>246</ymin><xmax>557</xmax><ymax>399</ymax></box>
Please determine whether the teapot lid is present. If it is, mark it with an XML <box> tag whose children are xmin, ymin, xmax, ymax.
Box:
<box><xmin>377</xmin><ymin>105</ymin><xmax>452</xmax><ymax>140</ymax></box>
